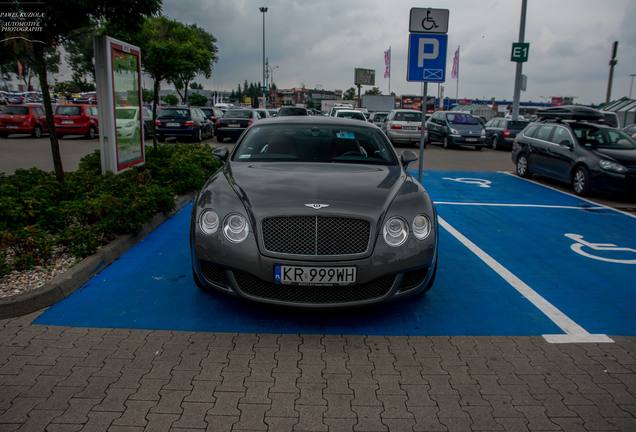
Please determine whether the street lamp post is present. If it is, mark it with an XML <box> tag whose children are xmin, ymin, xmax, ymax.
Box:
<box><xmin>259</xmin><ymin>6</ymin><xmax>268</xmax><ymax>108</ymax></box>
<box><xmin>511</xmin><ymin>0</ymin><xmax>528</xmax><ymax>120</ymax></box>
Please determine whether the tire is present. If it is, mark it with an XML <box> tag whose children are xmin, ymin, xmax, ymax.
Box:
<box><xmin>56</xmin><ymin>134</ymin><xmax>64</xmax><ymax>139</ymax></box>
<box><xmin>474</xmin><ymin>146</ymin><xmax>483</xmax><ymax>151</ymax></box>
<box><xmin>0</xmin><ymin>133</ymin><xmax>8</xmax><ymax>138</ymax></box>
<box><xmin>216</xmin><ymin>133</ymin><xmax>224</xmax><ymax>143</ymax></box>
<box><xmin>86</xmin><ymin>126</ymin><xmax>96</xmax><ymax>139</ymax></box>
<box><xmin>515</xmin><ymin>153</ymin><xmax>530</xmax><ymax>178</ymax></box>
<box><xmin>491</xmin><ymin>136</ymin><xmax>498</xmax><ymax>150</ymax></box>
<box><xmin>32</xmin><ymin>125</ymin><xmax>42</xmax><ymax>138</ymax></box>
<box><xmin>443</xmin><ymin>135</ymin><xmax>450</xmax><ymax>149</ymax></box>
<box><xmin>157</xmin><ymin>135</ymin><xmax>165</xmax><ymax>143</ymax></box>
<box><xmin>572</xmin><ymin>165</ymin><xmax>591</xmax><ymax>196</ymax></box>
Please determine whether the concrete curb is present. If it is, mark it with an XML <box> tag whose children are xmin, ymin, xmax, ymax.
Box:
<box><xmin>0</xmin><ymin>193</ymin><xmax>195</xmax><ymax>319</ymax></box>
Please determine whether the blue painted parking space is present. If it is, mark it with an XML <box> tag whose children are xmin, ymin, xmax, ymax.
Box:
<box><xmin>35</xmin><ymin>170</ymin><xmax>635</xmax><ymax>338</ymax></box>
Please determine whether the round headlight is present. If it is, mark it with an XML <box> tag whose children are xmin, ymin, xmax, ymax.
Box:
<box><xmin>383</xmin><ymin>217</ymin><xmax>408</xmax><ymax>247</ymax></box>
<box><xmin>199</xmin><ymin>210</ymin><xmax>219</xmax><ymax>235</ymax></box>
<box><xmin>223</xmin><ymin>213</ymin><xmax>249</xmax><ymax>243</ymax></box>
<box><xmin>412</xmin><ymin>215</ymin><xmax>431</xmax><ymax>240</ymax></box>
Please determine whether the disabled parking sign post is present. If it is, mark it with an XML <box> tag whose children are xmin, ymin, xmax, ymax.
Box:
<box><xmin>407</xmin><ymin>7</ymin><xmax>449</xmax><ymax>183</ymax></box>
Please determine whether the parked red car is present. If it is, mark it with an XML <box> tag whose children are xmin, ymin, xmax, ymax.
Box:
<box><xmin>54</xmin><ymin>104</ymin><xmax>99</xmax><ymax>139</ymax></box>
<box><xmin>0</xmin><ymin>104</ymin><xmax>48</xmax><ymax>138</ymax></box>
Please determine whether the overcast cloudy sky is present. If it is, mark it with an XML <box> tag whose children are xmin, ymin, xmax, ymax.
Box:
<box><xmin>164</xmin><ymin>0</ymin><xmax>635</xmax><ymax>104</ymax></box>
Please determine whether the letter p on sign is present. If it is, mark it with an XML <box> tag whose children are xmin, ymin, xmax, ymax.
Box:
<box><xmin>418</xmin><ymin>38</ymin><xmax>439</xmax><ymax>67</ymax></box>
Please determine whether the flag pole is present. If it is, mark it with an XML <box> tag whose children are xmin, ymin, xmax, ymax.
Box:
<box><xmin>455</xmin><ymin>45</ymin><xmax>460</xmax><ymax>102</ymax></box>
<box><xmin>388</xmin><ymin>46</ymin><xmax>391</xmax><ymax>94</ymax></box>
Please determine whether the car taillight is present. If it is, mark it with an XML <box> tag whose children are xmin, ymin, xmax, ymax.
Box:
<box><xmin>247</xmin><ymin>119</ymin><xmax>253</xmax><ymax>126</ymax></box>
<box><xmin>503</xmin><ymin>129</ymin><xmax>511</xmax><ymax>137</ymax></box>
<box><xmin>184</xmin><ymin>120</ymin><xmax>194</xmax><ymax>127</ymax></box>
<box><xmin>154</xmin><ymin>120</ymin><xmax>161</xmax><ymax>126</ymax></box>
<box><xmin>390</xmin><ymin>123</ymin><xmax>402</xmax><ymax>129</ymax></box>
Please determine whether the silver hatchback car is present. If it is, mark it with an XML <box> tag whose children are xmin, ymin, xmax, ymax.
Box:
<box><xmin>383</xmin><ymin>109</ymin><xmax>427</xmax><ymax>146</ymax></box>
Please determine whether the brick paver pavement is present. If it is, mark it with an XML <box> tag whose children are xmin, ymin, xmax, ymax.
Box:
<box><xmin>0</xmin><ymin>312</ymin><xmax>635</xmax><ymax>432</ymax></box>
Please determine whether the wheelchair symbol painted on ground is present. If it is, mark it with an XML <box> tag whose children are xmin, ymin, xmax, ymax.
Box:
<box><xmin>442</xmin><ymin>177</ymin><xmax>492</xmax><ymax>188</ymax></box>
<box><xmin>565</xmin><ymin>233</ymin><xmax>636</xmax><ymax>264</ymax></box>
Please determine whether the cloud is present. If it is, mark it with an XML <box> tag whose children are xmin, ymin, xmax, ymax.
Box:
<box><xmin>160</xmin><ymin>0</ymin><xmax>634</xmax><ymax>104</ymax></box>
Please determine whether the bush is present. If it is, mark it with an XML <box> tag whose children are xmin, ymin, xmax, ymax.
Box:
<box><xmin>0</xmin><ymin>144</ymin><xmax>221</xmax><ymax>275</ymax></box>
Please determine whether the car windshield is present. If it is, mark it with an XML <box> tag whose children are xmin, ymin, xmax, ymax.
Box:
<box><xmin>116</xmin><ymin>108</ymin><xmax>137</xmax><ymax>119</ymax></box>
<box><xmin>2</xmin><ymin>106</ymin><xmax>28</xmax><ymax>115</ymax></box>
<box><xmin>200</xmin><ymin>108</ymin><xmax>214</xmax><ymax>116</ymax></box>
<box><xmin>446</xmin><ymin>113</ymin><xmax>479</xmax><ymax>125</ymax></box>
<box><xmin>572</xmin><ymin>125</ymin><xmax>636</xmax><ymax>150</ymax></box>
<box><xmin>278</xmin><ymin>107</ymin><xmax>307</xmax><ymax>116</ymax></box>
<box><xmin>55</xmin><ymin>106</ymin><xmax>81</xmax><ymax>116</ymax></box>
<box><xmin>233</xmin><ymin>124</ymin><xmax>396</xmax><ymax>165</ymax></box>
<box><xmin>224</xmin><ymin>109</ymin><xmax>252</xmax><ymax>118</ymax></box>
<box><xmin>159</xmin><ymin>108</ymin><xmax>189</xmax><ymax>118</ymax></box>
<box><xmin>394</xmin><ymin>112</ymin><xmax>421</xmax><ymax>122</ymax></box>
<box><xmin>337</xmin><ymin>111</ymin><xmax>366</xmax><ymax>120</ymax></box>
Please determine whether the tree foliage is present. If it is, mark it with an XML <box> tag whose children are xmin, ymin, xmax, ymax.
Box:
<box><xmin>365</xmin><ymin>86</ymin><xmax>382</xmax><ymax>95</ymax></box>
<box><xmin>343</xmin><ymin>87</ymin><xmax>356</xmax><ymax>100</ymax></box>
<box><xmin>188</xmin><ymin>92</ymin><xmax>207</xmax><ymax>106</ymax></box>
<box><xmin>162</xmin><ymin>94</ymin><xmax>179</xmax><ymax>105</ymax></box>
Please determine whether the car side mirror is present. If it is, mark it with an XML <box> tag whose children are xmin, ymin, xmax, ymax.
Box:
<box><xmin>400</xmin><ymin>150</ymin><xmax>417</xmax><ymax>168</ymax></box>
<box><xmin>213</xmin><ymin>147</ymin><xmax>229</xmax><ymax>161</ymax></box>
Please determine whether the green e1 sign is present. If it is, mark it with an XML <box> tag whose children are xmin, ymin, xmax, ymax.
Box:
<box><xmin>511</xmin><ymin>42</ymin><xmax>530</xmax><ymax>62</ymax></box>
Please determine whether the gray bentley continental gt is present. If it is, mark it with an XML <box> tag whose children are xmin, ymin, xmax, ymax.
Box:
<box><xmin>190</xmin><ymin>117</ymin><xmax>438</xmax><ymax>308</ymax></box>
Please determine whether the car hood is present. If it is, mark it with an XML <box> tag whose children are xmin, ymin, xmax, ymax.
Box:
<box><xmin>592</xmin><ymin>148</ymin><xmax>636</xmax><ymax>166</ymax></box>
<box><xmin>225</xmin><ymin>162</ymin><xmax>405</xmax><ymax>220</ymax></box>
<box><xmin>450</xmin><ymin>123</ymin><xmax>482</xmax><ymax>134</ymax></box>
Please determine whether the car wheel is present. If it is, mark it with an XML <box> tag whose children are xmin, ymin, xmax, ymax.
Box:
<box><xmin>474</xmin><ymin>146</ymin><xmax>482</xmax><ymax>151</ymax></box>
<box><xmin>443</xmin><ymin>136</ymin><xmax>450</xmax><ymax>149</ymax></box>
<box><xmin>157</xmin><ymin>135</ymin><xmax>165</xmax><ymax>143</ymax></box>
<box><xmin>216</xmin><ymin>134</ymin><xmax>224</xmax><ymax>143</ymax></box>
<box><xmin>32</xmin><ymin>125</ymin><xmax>42</xmax><ymax>138</ymax></box>
<box><xmin>516</xmin><ymin>153</ymin><xmax>530</xmax><ymax>177</ymax></box>
<box><xmin>491</xmin><ymin>136</ymin><xmax>498</xmax><ymax>150</ymax></box>
<box><xmin>87</xmin><ymin>126</ymin><xmax>96</xmax><ymax>139</ymax></box>
<box><xmin>0</xmin><ymin>133</ymin><xmax>8</xmax><ymax>138</ymax></box>
<box><xmin>572</xmin><ymin>165</ymin><xmax>591</xmax><ymax>196</ymax></box>
<box><xmin>55</xmin><ymin>134</ymin><xmax>64</xmax><ymax>139</ymax></box>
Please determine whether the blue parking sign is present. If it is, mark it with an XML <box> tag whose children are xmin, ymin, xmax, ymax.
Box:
<box><xmin>407</xmin><ymin>33</ymin><xmax>448</xmax><ymax>82</ymax></box>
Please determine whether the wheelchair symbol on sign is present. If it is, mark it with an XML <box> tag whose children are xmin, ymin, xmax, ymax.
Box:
<box><xmin>421</xmin><ymin>10</ymin><xmax>439</xmax><ymax>31</ymax></box>
<box><xmin>565</xmin><ymin>233</ymin><xmax>636</xmax><ymax>264</ymax></box>
<box><xmin>443</xmin><ymin>177</ymin><xmax>492</xmax><ymax>188</ymax></box>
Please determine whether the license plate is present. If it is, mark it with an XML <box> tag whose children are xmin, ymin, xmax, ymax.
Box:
<box><xmin>166</xmin><ymin>122</ymin><xmax>180</xmax><ymax>127</ymax></box>
<box><xmin>62</xmin><ymin>120</ymin><xmax>73</xmax><ymax>124</ymax></box>
<box><xmin>6</xmin><ymin>125</ymin><xmax>18</xmax><ymax>129</ymax></box>
<box><xmin>229</xmin><ymin>123</ymin><xmax>241</xmax><ymax>128</ymax></box>
<box><xmin>465</xmin><ymin>138</ymin><xmax>477</xmax><ymax>142</ymax></box>
<box><xmin>403</xmin><ymin>126</ymin><xmax>417</xmax><ymax>130</ymax></box>
<box><xmin>274</xmin><ymin>265</ymin><xmax>356</xmax><ymax>285</ymax></box>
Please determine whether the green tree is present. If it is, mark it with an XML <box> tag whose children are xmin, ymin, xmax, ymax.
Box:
<box><xmin>343</xmin><ymin>87</ymin><xmax>356</xmax><ymax>100</ymax></box>
<box><xmin>188</xmin><ymin>92</ymin><xmax>207</xmax><ymax>106</ymax></box>
<box><xmin>162</xmin><ymin>94</ymin><xmax>178</xmax><ymax>105</ymax></box>
<box><xmin>189</xmin><ymin>82</ymin><xmax>203</xmax><ymax>90</ymax></box>
<box><xmin>0</xmin><ymin>0</ymin><xmax>160</xmax><ymax>182</ymax></box>
<box><xmin>365</xmin><ymin>86</ymin><xmax>382</xmax><ymax>95</ymax></box>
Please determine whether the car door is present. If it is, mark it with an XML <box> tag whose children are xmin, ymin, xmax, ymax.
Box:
<box><xmin>530</xmin><ymin>125</ymin><xmax>556</xmax><ymax>176</ymax></box>
<box><xmin>427</xmin><ymin>113</ymin><xmax>440</xmax><ymax>140</ymax></box>
<box><xmin>546</xmin><ymin>126</ymin><xmax>576</xmax><ymax>181</ymax></box>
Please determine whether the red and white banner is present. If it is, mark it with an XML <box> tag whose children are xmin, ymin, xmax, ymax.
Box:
<box><xmin>451</xmin><ymin>46</ymin><xmax>460</xmax><ymax>79</ymax></box>
<box><xmin>384</xmin><ymin>47</ymin><xmax>391</xmax><ymax>79</ymax></box>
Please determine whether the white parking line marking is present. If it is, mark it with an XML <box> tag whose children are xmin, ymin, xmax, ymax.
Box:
<box><xmin>499</xmin><ymin>171</ymin><xmax>636</xmax><ymax>220</ymax></box>
<box><xmin>438</xmin><ymin>216</ymin><xmax>613</xmax><ymax>344</ymax></box>
<box><xmin>434</xmin><ymin>202</ymin><xmax>605</xmax><ymax>210</ymax></box>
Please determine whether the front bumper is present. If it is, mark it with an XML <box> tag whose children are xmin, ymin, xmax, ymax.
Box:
<box><xmin>591</xmin><ymin>169</ymin><xmax>636</xmax><ymax>195</ymax></box>
<box><xmin>448</xmin><ymin>135</ymin><xmax>484</xmax><ymax>147</ymax></box>
<box><xmin>192</xmin><ymin>231</ymin><xmax>437</xmax><ymax>308</ymax></box>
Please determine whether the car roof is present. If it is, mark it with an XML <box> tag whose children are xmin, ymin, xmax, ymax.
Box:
<box><xmin>336</xmin><ymin>110</ymin><xmax>364</xmax><ymax>114</ymax></box>
<box><xmin>393</xmin><ymin>109</ymin><xmax>422</xmax><ymax>112</ymax></box>
<box><xmin>254</xmin><ymin>116</ymin><xmax>377</xmax><ymax>129</ymax></box>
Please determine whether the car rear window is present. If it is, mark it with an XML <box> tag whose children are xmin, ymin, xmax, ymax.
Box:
<box><xmin>278</xmin><ymin>107</ymin><xmax>308</xmax><ymax>116</ymax></box>
<box><xmin>446</xmin><ymin>113</ymin><xmax>479</xmax><ymax>125</ymax></box>
<box><xmin>233</xmin><ymin>124</ymin><xmax>397</xmax><ymax>165</ymax></box>
<box><xmin>394</xmin><ymin>112</ymin><xmax>422</xmax><ymax>122</ymax></box>
<box><xmin>337</xmin><ymin>111</ymin><xmax>366</xmax><ymax>121</ymax></box>
<box><xmin>224</xmin><ymin>110</ymin><xmax>252</xmax><ymax>119</ymax></box>
<box><xmin>507</xmin><ymin>120</ymin><xmax>529</xmax><ymax>130</ymax></box>
<box><xmin>55</xmin><ymin>106</ymin><xmax>81</xmax><ymax>116</ymax></box>
<box><xmin>2</xmin><ymin>106</ymin><xmax>29</xmax><ymax>115</ymax></box>
<box><xmin>159</xmin><ymin>108</ymin><xmax>190</xmax><ymax>118</ymax></box>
